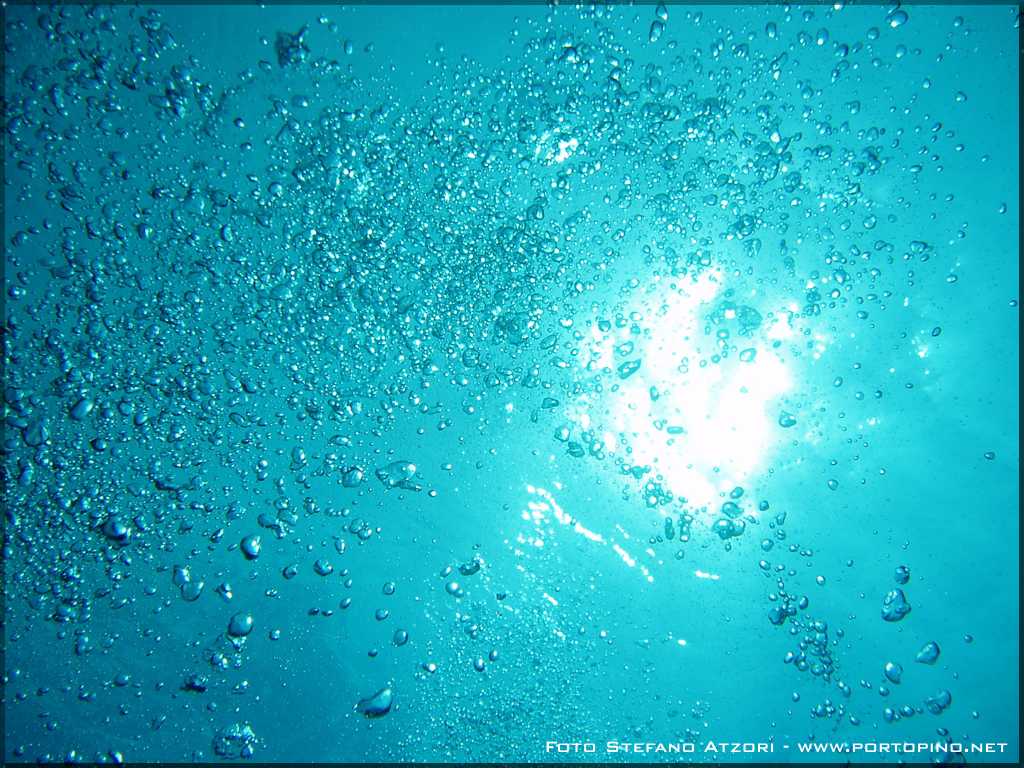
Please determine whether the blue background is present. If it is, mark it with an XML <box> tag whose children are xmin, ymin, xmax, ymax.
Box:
<box><xmin>2</xmin><ymin>3</ymin><xmax>1019</xmax><ymax>763</ymax></box>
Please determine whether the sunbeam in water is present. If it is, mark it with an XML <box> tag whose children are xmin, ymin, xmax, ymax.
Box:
<box><xmin>568</xmin><ymin>271</ymin><xmax>795</xmax><ymax>510</ymax></box>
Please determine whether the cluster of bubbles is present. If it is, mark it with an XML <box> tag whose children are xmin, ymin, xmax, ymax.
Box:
<box><xmin>2</xmin><ymin>1</ymin><xmax>1011</xmax><ymax>762</ymax></box>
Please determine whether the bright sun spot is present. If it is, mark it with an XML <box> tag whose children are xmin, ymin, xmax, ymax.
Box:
<box><xmin>570</xmin><ymin>271</ymin><xmax>794</xmax><ymax>509</ymax></box>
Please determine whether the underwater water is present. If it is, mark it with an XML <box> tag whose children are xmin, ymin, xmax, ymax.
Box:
<box><xmin>2</xmin><ymin>2</ymin><xmax>1020</xmax><ymax>764</ymax></box>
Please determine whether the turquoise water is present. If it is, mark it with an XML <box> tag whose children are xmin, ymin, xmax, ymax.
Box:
<box><xmin>2</xmin><ymin>3</ymin><xmax>1019</xmax><ymax>763</ymax></box>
